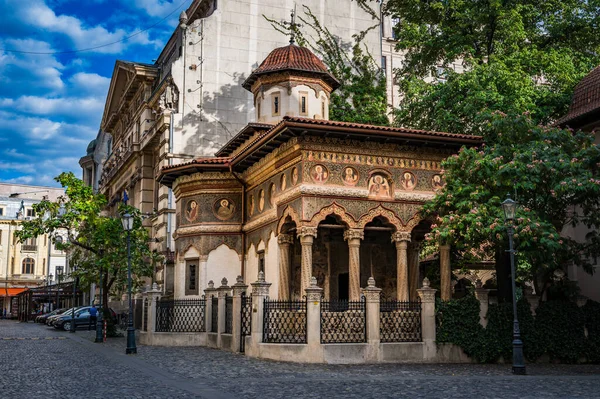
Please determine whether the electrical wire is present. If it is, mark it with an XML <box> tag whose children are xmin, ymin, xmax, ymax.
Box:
<box><xmin>0</xmin><ymin>1</ymin><xmax>188</xmax><ymax>55</ymax></box>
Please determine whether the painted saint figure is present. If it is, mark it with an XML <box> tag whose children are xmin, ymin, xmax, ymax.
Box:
<box><xmin>185</xmin><ymin>200</ymin><xmax>199</xmax><ymax>222</ymax></box>
<box><xmin>249</xmin><ymin>195</ymin><xmax>255</xmax><ymax>216</ymax></box>
<box><xmin>215</xmin><ymin>199</ymin><xmax>235</xmax><ymax>220</ymax></box>
<box><xmin>368</xmin><ymin>174</ymin><xmax>391</xmax><ymax>198</ymax></box>
<box><xmin>431</xmin><ymin>174</ymin><xmax>444</xmax><ymax>191</ymax></box>
<box><xmin>258</xmin><ymin>189</ymin><xmax>265</xmax><ymax>212</ymax></box>
<box><xmin>402</xmin><ymin>172</ymin><xmax>417</xmax><ymax>190</ymax></box>
<box><xmin>311</xmin><ymin>164</ymin><xmax>328</xmax><ymax>183</ymax></box>
<box><xmin>281</xmin><ymin>173</ymin><xmax>287</xmax><ymax>191</ymax></box>
<box><xmin>291</xmin><ymin>167</ymin><xmax>298</xmax><ymax>185</ymax></box>
<box><xmin>343</xmin><ymin>167</ymin><xmax>359</xmax><ymax>185</ymax></box>
<box><xmin>269</xmin><ymin>183</ymin><xmax>276</xmax><ymax>206</ymax></box>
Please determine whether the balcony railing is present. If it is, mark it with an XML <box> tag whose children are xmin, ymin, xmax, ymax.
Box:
<box><xmin>21</xmin><ymin>245</ymin><xmax>37</xmax><ymax>252</ymax></box>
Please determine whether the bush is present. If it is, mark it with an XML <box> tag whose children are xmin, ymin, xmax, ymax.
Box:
<box><xmin>582</xmin><ymin>300</ymin><xmax>600</xmax><ymax>363</ymax></box>
<box><xmin>534</xmin><ymin>301</ymin><xmax>586</xmax><ymax>363</ymax></box>
<box><xmin>436</xmin><ymin>294</ymin><xmax>484</xmax><ymax>359</ymax></box>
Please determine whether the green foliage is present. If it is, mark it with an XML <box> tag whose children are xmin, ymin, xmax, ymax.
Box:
<box><xmin>265</xmin><ymin>5</ymin><xmax>389</xmax><ymax>126</ymax></box>
<box><xmin>15</xmin><ymin>172</ymin><xmax>159</xmax><ymax>307</ymax></box>
<box><xmin>386</xmin><ymin>0</ymin><xmax>600</xmax><ymax>134</ymax></box>
<box><xmin>583</xmin><ymin>300</ymin><xmax>600</xmax><ymax>363</ymax></box>
<box><xmin>436</xmin><ymin>294</ymin><xmax>484</xmax><ymax>358</ymax></box>
<box><xmin>422</xmin><ymin>113</ymin><xmax>600</xmax><ymax>293</ymax></box>
<box><xmin>535</xmin><ymin>301</ymin><xmax>586</xmax><ymax>363</ymax></box>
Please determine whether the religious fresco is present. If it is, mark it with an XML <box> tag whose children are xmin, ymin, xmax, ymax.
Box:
<box><xmin>248</xmin><ymin>195</ymin><xmax>255</xmax><ymax>217</ymax></box>
<box><xmin>431</xmin><ymin>174</ymin><xmax>445</xmax><ymax>191</ymax></box>
<box><xmin>310</xmin><ymin>164</ymin><xmax>329</xmax><ymax>183</ymax></box>
<box><xmin>291</xmin><ymin>166</ymin><xmax>299</xmax><ymax>185</ymax></box>
<box><xmin>400</xmin><ymin>171</ymin><xmax>417</xmax><ymax>191</ymax></box>
<box><xmin>269</xmin><ymin>183</ymin><xmax>276</xmax><ymax>206</ymax></box>
<box><xmin>185</xmin><ymin>199</ymin><xmax>200</xmax><ymax>223</ymax></box>
<box><xmin>213</xmin><ymin>198</ymin><xmax>235</xmax><ymax>221</ymax></box>
<box><xmin>258</xmin><ymin>189</ymin><xmax>265</xmax><ymax>212</ymax></box>
<box><xmin>367</xmin><ymin>174</ymin><xmax>392</xmax><ymax>199</ymax></box>
<box><xmin>280</xmin><ymin>173</ymin><xmax>287</xmax><ymax>191</ymax></box>
<box><xmin>342</xmin><ymin>166</ymin><xmax>359</xmax><ymax>186</ymax></box>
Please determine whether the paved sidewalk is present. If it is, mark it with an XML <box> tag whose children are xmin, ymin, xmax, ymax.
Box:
<box><xmin>2</xmin><ymin>320</ymin><xmax>600</xmax><ymax>398</ymax></box>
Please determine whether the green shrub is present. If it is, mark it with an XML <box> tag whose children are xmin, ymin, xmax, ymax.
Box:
<box><xmin>532</xmin><ymin>301</ymin><xmax>585</xmax><ymax>363</ymax></box>
<box><xmin>582</xmin><ymin>300</ymin><xmax>600</xmax><ymax>363</ymax></box>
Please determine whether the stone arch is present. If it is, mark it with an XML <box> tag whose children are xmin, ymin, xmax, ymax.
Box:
<box><xmin>277</xmin><ymin>205</ymin><xmax>301</xmax><ymax>234</ymax></box>
<box><xmin>403</xmin><ymin>214</ymin><xmax>423</xmax><ymax>232</ymax></box>
<box><xmin>308</xmin><ymin>203</ymin><xmax>357</xmax><ymax>228</ymax></box>
<box><xmin>178</xmin><ymin>242</ymin><xmax>202</xmax><ymax>260</ymax></box>
<box><xmin>357</xmin><ymin>205</ymin><xmax>402</xmax><ymax>230</ymax></box>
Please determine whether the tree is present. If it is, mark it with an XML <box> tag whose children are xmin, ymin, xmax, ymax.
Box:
<box><xmin>386</xmin><ymin>0</ymin><xmax>600</xmax><ymax>134</ymax></box>
<box><xmin>422</xmin><ymin>113</ymin><xmax>600</xmax><ymax>300</ymax></box>
<box><xmin>15</xmin><ymin>172</ymin><xmax>158</xmax><ymax>315</ymax></box>
<box><xmin>265</xmin><ymin>5</ymin><xmax>389</xmax><ymax>126</ymax></box>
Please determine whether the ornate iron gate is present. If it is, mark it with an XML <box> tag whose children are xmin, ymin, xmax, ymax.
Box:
<box><xmin>240</xmin><ymin>292</ymin><xmax>252</xmax><ymax>352</ymax></box>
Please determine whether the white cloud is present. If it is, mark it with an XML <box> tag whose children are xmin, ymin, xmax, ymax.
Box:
<box><xmin>0</xmin><ymin>95</ymin><xmax>104</xmax><ymax>121</ymax></box>
<box><xmin>134</xmin><ymin>0</ymin><xmax>180</xmax><ymax>17</ymax></box>
<box><xmin>4</xmin><ymin>148</ymin><xmax>30</xmax><ymax>159</ymax></box>
<box><xmin>68</xmin><ymin>72</ymin><xmax>110</xmax><ymax>96</ymax></box>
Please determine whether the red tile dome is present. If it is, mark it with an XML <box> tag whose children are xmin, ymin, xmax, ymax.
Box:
<box><xmin>243</xmin><ymin>44</ymin><xmax>340</xmax><ymax>91</ymax></box>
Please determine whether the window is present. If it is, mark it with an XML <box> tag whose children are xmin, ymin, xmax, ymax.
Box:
<box><xmin>23</xmin><ymin>237</ymin><xmax>36</xmax><ymax>246</ymax></box>
<box><xmin>382</xmin><ymin>56</ymin><xmax>387</xmax><ymax>75</ymax></box>
<box><xmin>26</xmin><ymin>208</ymin><xmax>35</xmax><ymax>217</ymax></box>
<box><xmin>42</xmin><ymin>259</ymin><xmax>46</xmax><ymax>275</ymax></box>
<box><xmin>258</xmin><ymin>251</ymin><xmax>265</xmax><ymax>274</ymax></box>
<box><xmin>299</xmin><ymin>92</ymin><xmax>308</xmax><ymax>116</ymax></box>
<box><xmin>54</xmin><ymin>236</ymin><xmax>63</xmax><ymax>251</ymax></box>
<box><xmin>22</xmin><ymin>258</ymin><xmax>35</xmax><ymax>274</ymax></box>
<box><xmin>321</xmin><ymin>99</ymin><xmax>326</xmax><ymax>119</ymax></box>
<box><xmin>391</xmin><ymin>17</ymin><xmax>400</xmax><ymax>40</ymax></box>
<box><xmin>185</xmin><ymin>260</ymin><xmax>199</xmax><ymax>295</ymax></box>
<box><xmin>272</xmin><ymin>93</ymin><xmax>280</xmax><ymax>116</ymax></box>
<box><xmin>0</xmin><ymin>207</ymin><xmax>4</xmax><ymax>216</ymax></box>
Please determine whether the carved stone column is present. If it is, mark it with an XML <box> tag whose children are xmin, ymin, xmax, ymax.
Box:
<box><xmin>440</xmin><ymin>244</ymin><xmax>452</xmax><ymax>301</ymax></box>
<box><xmin>305</xmin><ymin>276</ymin><xmax>323</xmax><ymax>348</ymax></box>
<box><xmin>344</xmin><ymin>229</ymin><xmax>364</xmax><ymax>301</ymax></box>
<box><xmin>277</xmin><ymin>234</ymin><xmax>294</xmax><ymax>300</ymax></box>
<box><xmin>392</xmin><ymin>231</ymin><xmax>411</xmax><ymax>301</ymax></box>
<box><xmin>297</xmin><ymin>227</ymin><xmax>317</xmax><ymax>297</ymax></box>
<box><xmin>417</xmin><ymin>277</ymin><xmax>437</xmax><ymax>360</ymax></box>
<box><xmin>361</xmin><ymin>277</ymin><xmax>382</xmax><ymax>347</ymax></box>
<box><xmin>408</xmin><ymin>241</ymin><xmax>421</xmax><ymax>301</ymax></box>
<box><xmin>232</xmin><ymin>276</ymin><xmax>248</xmax><ymax>352</ymax></box>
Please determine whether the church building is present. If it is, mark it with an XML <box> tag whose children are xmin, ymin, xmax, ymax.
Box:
<box><xmin>157</xmin><ymin>43</ymin><xmax>482</xmax><ymax>300</ymax></box>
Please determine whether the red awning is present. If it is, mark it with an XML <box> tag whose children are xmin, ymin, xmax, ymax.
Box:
<box><xmin>0</xmin><ymin>288</ymin><xmax>29</xmax><ymax>297</ymax></box>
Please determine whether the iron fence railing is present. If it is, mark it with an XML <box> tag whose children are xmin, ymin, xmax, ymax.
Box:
<box><xmin>225</xmin><ymin>295</ymin><xmax>233</xmax><ymax>334</ymax></box>
<box><xmin>155</xmin><ymin>299</ymin><xmax>206</xmax><ymax>333</ymax></box>
<box><xmin>142</xmin><ymin>298</ymin><xmax>148</xmax><ymax>332</ymax></box>
<box><xmin>263</xmin><ymin>298</ymin><xmax>307</xmax><ymax>344</ymax></box>
<box><xmin>379</xmin><ymin>300</ymin><xmax>422</xmax><ymax>342</ymax></box>
<box><xmin>240</xmin><ymin>293</ymin><xmax>252</xmax><ymax>352</ymax></box>
<box><xmin>320</xmin><ymin>298</ymin><xmax>366</xmax><ymax>343</ymax></box>
<box><xmin>211</xmin><ymin>296</ymin><xmax>218</xmax><ymax>333</ymax></box>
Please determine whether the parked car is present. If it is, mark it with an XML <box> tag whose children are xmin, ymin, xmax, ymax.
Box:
<box><xmin>53</xmin><ymin>306</ymin><xmax>117</xmax><ymax>331</ymax></box>
<box><xmin>47</xmin><ymin>307</ymin><xmax>78</xmax><ymax>326</ymax></box>
<box><xmin>35</xmin><ymin>308</ymin><xmax>66</xmax><ymax>324</ymax></box>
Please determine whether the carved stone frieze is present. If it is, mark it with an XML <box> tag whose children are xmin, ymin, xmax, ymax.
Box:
<box><xmin>277</xmin><ymin>234</ymin><xmax>294</xmax><ymax>245</ymax></box>
<box><xmin>308</xmin><ymin>203</ymin><xmax>358</xmax><ymax>228</ymax></box>
<box><xmin>297</xmin><ymin>226</ymin><xmax>318</xmax><ymax>238</ymax></box>
<box><xmin>357</xmin><ymin>205</ymin><xmax>403</xmax><ymax>230</ymax></box>
<box><xmin>343</xmin><ymin>229</ymin><xmax>364</xmax><ymax>242</ymax></box>
<box><xmin>277</xmin><ymin>205</ymin><xmax>301</xmax><ymax>234</ymax></box>
<box><xmin>392</xmin><ymin>231</ymin><xmax>412</xmax><ymax>243</ymax></box>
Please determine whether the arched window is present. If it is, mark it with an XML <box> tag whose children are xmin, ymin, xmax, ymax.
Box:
<box><xmin>22</xmin><ymin>258</ymin><xmax>35</xmax><ymax>274</ymax></box>
<box><xmin>54</xmin><ymin>236</ymin><xmax>63</xmax><ymax>251</ymax></box>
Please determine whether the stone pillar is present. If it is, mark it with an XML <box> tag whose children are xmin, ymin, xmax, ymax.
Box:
<box><xmin>474</xmin><ymin>279</ymin><xmax>490</xmax><ymax>327</ymax></box>
<box><xmin>232</xmin><ymin>275</ymin><xmax>248</xmax><ymax>353</ymax></box>
<box><xmin>198</xmin><ymin>255</ymin><xmax>209</xmax><ymax>296</ymax></box>
<box><xmin>439</xmin><ymin>244</ymin><xmax>452</xmax><ymax>301</ymax></box>
<box><xmin>204</xmin><ymin>280</ymin><xmax>217</xmax><ymax>334</ymax></box>
<box><xmin>298</xmin><ymin>227</ymin><xmax>317</xmax><ymax>297</ymax></box>
<box><xmin>392</xmin><ymin>231</ymin><xmax>411</xmax><ymax>301</ymax></box>
<box><xmin>362</xmin><ymin>277</ymin><xmax>381</xmax><ymax>347</ymax></box>
<box><xmin>250</xmin><ymin>271</ymin><xmax>271</xmax><ymax>346</ymax></box>
<box><xmin>305</xmin><ymin>276</ymin><xmax>323</xmax><ymax>348</ymax></box>
<box><xmin>217</xmin><ymin>278</ymin><xmax>230</xmax><ymax>348</ymax></box>
<box><xmin>408</xmin><ymin>241</ymin><xmax>421</xmax><ymax>301</ymax></box>
<box><xmin>344</xmin><ymin>229</ymin><xmax>364</xmax><ymax>301</ymax></box>
<box><xmin>277</xmin><ymin>234</ymin><xmax>294</xmax><ymax>300</ymax></box>
<box><xmin>417</xmin><ymin>277</ymin><xmax>437</xmax><ymax>360</ymax></box>
<box><xmin>147</xmin><ymin>283</ymin><xmax>162</xmax><ymax>334</ymax></box>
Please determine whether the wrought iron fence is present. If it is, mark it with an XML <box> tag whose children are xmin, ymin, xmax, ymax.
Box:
<box><xmin>320</xmin><ymin>298</ymin><xmax>366</xmax><ymax>343</ymax></box>
<box><xmin>211</xmin><ymin>296</ymin><xmax>218</xmax><ymax>333</ymax></box>
<box><xmin>155</xmin><ymin>299</ymin><xmax>206</xmax><ymax>333</ymax></box>
<box><xmin>379</xmin><ymin>300</ymin><xmax>422</xmax><ymax>342</ymax></box>
<box><xmin>142</xmin><ymin>298</ymin><xmax>148</xmax><ymax>332</ymax></box>
<box><xmin>240</xmin><ymin>293</ymin><xmax>252</xmax><ymax>352</ymax></box>
<box><xmin>263</xmin><ymin>298</ymin><xmax>307</xmax><ymax>344</ymax></box>
<box><xmin>225</xmin><ymin>295</ymin><xmax>233</xmax><ymax>334</ymax></box>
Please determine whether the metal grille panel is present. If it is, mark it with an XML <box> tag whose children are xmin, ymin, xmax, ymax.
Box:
<box><xmin>380</xmin><ymin>300</ymin><xmax>422</xmax><ymax>342</ymax></box>
<box><xmin>142</xmin><ymin>298</ymin><xmax>148</xmax><ymax>332</ymax></box>
<box><xmin>263</xmin><ymin>299</ymin><xmax>307</xmax><ymax>344</ymax></box>
<box><xmin>320</xmin><ymin>299</ymin><xmax>366</xmax><ymax>343</ymax></box>
<box><xmin>211</xmin><ymin>297</ymin><xmax>218</xmax><ymax>333</ymax></box>
<box><xmin>240</xmin><ymin>293</ymin><xmax>252</xmax><ymax>352</ymax></box>
<box><xmin>225</xmin><ymin>295</ymin><xmax>233</xmax><ymax>334</ymax></box>
<box><xmin>155</xmin><ymin>299</ymin><xmax>206</xmax><ymax>333</ymax></box>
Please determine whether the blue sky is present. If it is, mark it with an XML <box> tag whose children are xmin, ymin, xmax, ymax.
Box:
<box><xmin>0</xmin><ymin>0</ymin><xmax>189</xmax><ymax>187</ymax></box>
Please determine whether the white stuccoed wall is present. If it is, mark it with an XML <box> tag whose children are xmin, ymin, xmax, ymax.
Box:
<box><xmin>169</xmin><ymin>0</ymin><xmax>381</xmax><ymax>162</ymax></box>
<box><xmin>206</xmin><ymin>244</ymin><xmax>240</xmax><ymax>288</ymax></box>
<box><xmin>265</xmin><ymin>232</ymin><xmax>279</xmax><ymax>297</ymax></box>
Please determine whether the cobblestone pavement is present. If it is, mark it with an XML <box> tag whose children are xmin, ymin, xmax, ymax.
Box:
<box><xmin>2</xmin><ymin>320</ymin><xmax>600</xmax><ymax>398</ymax></box>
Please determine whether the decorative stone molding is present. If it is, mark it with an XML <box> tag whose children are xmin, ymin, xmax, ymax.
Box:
<box><xmin>403</xmin><ymin>215</ymin><xmax>423</xmax><ymax>231</ymax></box>
<box><xmin>277</xmin><ymin>233</ymin><xmax>294</xmax><ymax>245</ymax></box>
<box><xmin>357</xmin><ymin>205</ymin><xmax>403</xmax><ymax>229</ymax></box>
<box><xmin>391</xmin><ymin>231</ymin><xmax>412</xmax><ymax>243</ymax></box>
<box><xmin>277</xmin><ymin>205</ymin><xmax>302</xmax><ymax>234</ymax></box>
<box><xmin>343</xmin><ymin>229</ymin><xmax>364</xmax><ymax>242</ymax></box>
<box><xmin>305</xmin><ymin>276</ymin><xmax>323</xmax><ymax>301</ymax></box>
<box><xmin>251</xmin><ymin>271</ymin><xmax>272</xmax><ymax>296</ymax></box>
<box><xmin>308</xmin><ymin>203</ymin><xmax>357</xmax><ymax>228</ymax></box>
<box><xmin>243</xmin><ymin>209</ymin><xmax>278</xmax><ymax>232</ymax></box>
<box><xmin>297</xmin><ymin>226</ymin><xmax>318</xmax><ymax>238</ymax></box>
<box><xmin>175</xmin><ymin>224</ymin><xmax>242</xmax><ymax>236</ymax></box>
<box><xmin>417</xmin><ymin>278</ymin><xmax>437</xmax><ymax>303</ymax></box>
<box><xmin>232</xmin><ymin>275</ymin><xmax>248</xmax><ymax>296</ymax></box>
<box><xmin>361</xmin><ymin>277</ymin><xmax>382</xmax><ymax>302</ymax></box>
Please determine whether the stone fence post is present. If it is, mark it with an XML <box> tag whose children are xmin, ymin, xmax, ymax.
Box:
<box><xmin>362</xmin><ymin>277</ymin><xmax>381</xmax><ymax>344</ymax></box>
<box><xmin>232</xmin><ymin>276</ymin><xmax>247</xmax><ymax>353</ymax></box>
<box><xmin>204</xmin><ymin>280</ymin><xmax>217</xmax><ymax>333</ymax></box>
<box><xmin>305</xmin><ymin>276</ymin><xmax>323</xmax><ymax>349</ymax></box>
<box><xmin>250</xmin><ymin>271</ymin><xmax>271</xmax><ymax>346</ymax></box>
<box><xmin>474</xmin><ymin>279</ymin><xmax>490</xmax><ymax>328</ymax></box>
<box><xmin>217</xmin><ymin>278</ymin><xmax>231</xmax><ymax>348</ymax></box>
<box><xmin>147</xmin><ymin>283</ymin><xmax>162</xmax><ymax>334</ymax></box>
<box><xmin>417</xmin><ymin>277</ymin><xmax>437</xmax><ymax>360</ymax></box>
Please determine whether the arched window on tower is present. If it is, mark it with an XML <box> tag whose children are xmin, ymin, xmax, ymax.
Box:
<box><xmin>22</xmin><ymin>258</ymin><xmax>35</xmax><ymax>275</ymax></box>
<box><xmin>54</xmin><ymin>236</ymin><xmax>63</xmax><ymax>251</ymax></box>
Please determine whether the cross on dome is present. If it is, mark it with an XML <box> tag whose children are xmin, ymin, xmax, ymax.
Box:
<box><xmin>282</xmin><ymin>6</ymin><xmax>302</xmax><ymax>45</ymax></box>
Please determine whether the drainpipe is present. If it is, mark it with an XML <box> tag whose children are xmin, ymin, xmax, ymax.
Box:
<box><xmin>229</xmin><ymin>164</ymin><xmax>246</xmax><ymax>280</ymax></box>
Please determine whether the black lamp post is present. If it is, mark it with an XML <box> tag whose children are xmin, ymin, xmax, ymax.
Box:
<box><xmin>70</xmin><ymin>265</ymin><xmax>77</xmax><ymax>333</ymax></box>
<box><xmin>95</xmin><ymin>265</ymin><xmax>103</xmax><ymax>343</ymax></box>
<box><xmin>501</xmin><ymin>194</ymin><xmax>526</xmax><ymax>375</ymax></box>
<box><xmin>46</xmin><ymin>274</ymin><xmax>53</xmax><ymax>312</ymax></box>
<box><xmin>121</xmin><ymin>212</ymin><xmax>137</xmax><ymax>354</ymax></box>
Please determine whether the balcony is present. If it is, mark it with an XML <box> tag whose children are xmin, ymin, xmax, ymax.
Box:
<box><xmin>21</xmin><ymin>245</ymin><xmax>37</xmax><ymax>252</ymax></box>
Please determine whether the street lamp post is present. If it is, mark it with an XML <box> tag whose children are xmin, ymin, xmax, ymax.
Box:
<box><xmin>46</xmin><ymin>274</ymin><xmax>53</xmax><ymax>313</ymax></box>
<box><xmin>95</xmin><ymin>265</ymin><xmax>103</xmax><ymax>343</ymax></box>
<box><xmin>501</xmin><ymin>194</ymin><xmax>526</xmax><ymax>375</ymax></box>
<box><xmin>70</xmin><ymin>265</ymin><xmax>77</xmax><ymax>333</ymax></box>
<box><xmin>121</xmin><ymin>212</ymin><xmax>137</xmax><ymax>354</ymax></box>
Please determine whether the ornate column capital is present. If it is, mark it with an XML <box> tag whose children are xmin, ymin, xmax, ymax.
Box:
<box><xmin>391</xmin><ymin>231</ymin><xmax>412</xmax><ymax>243</ymax></box>
<box><xmin>277</xmin><ymin>233</ymin><xmax>294</xmax><ymax>245</ymax></box>
<box><xmin>297</xmin><ymin>226</ymin><xmax>318</xmax><ymax>239</ymax></box>
<box><xmin>343</xmin><ymin>229</ymin><xmax>364</xmax><ymax>242</ymax></box>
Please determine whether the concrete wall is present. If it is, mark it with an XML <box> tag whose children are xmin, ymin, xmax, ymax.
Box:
<box><xmin>206</xmin><ymin>244</ymin><xmax>240</xmax><ymax>287</ymax></box>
